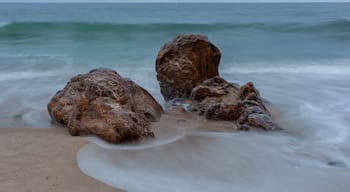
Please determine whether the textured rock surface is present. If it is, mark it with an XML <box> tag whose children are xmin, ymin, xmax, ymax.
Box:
<box><xmin>235</xmin><ymin>82</ymin><xmax>278</xmax><ymax>130</ymax></box>
<box><xmin>156</xmin><ymin>34</ymin><xmax>221</xmax><ymax>101</ymax></box>
<box><xmin>191</xmin><ymin>77</ymin><xmax>277</xmax><ymax>131</ymax></box>
<box><xmin>191</xmin><ymin>76</ymin><xmax>240</xmax><ymax>120</ymax></box>
<box><xmin>155</xmin><ymin>34</ymin><xmax>278</xmax><ymax>131</ymax></box>
<box><xmin>47</xmin><ymin>68</ymin><xmax>163</xmax><ymax>143</ymax></box>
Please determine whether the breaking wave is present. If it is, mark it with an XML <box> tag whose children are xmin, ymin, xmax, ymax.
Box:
<box><xmin>0</xmin><ymin>19</ymin><xmax>349</xmax><ymax>40</ymax></box>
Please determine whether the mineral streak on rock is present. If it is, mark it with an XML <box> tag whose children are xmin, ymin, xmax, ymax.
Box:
<box><xmin>47</xmin><ymin>68</ymin><xmax>163</xmax><ymax>143</ymax></box>
<box><xmin>156</xmin><ymin>34</ymin><xmax>221</xmax><ymax>101</ymax></box>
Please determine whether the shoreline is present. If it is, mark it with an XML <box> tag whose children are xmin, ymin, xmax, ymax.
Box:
<box><xmin>0</xmin><ymin>127</ymin><xmax>123</xmax><ymax>192</ymax></box>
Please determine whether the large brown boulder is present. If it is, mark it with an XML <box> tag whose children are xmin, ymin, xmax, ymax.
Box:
<box><xmin>155</xmin><ymin>34</ymin><xmax>278</xmax><ymax>131</ymax></box>
<box><xmin>47</xmin><ymin>68</ymin><xmax>163</xmax><ymax>143</ymax></box>
<box><xmin>156</xmin><ymin>34</ymin><xmax>221</xmax><ymax>101</ymax></box>
<box><xmin>191</xmin><ymin>77</ymin><xmax>277</xmax><ymax>131</ymax></box>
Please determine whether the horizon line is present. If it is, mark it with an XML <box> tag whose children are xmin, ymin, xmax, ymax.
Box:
<box><xmin>0</xmin><ymin>1</ymin><xmax>349</xmax><ymax>3</ymax></box>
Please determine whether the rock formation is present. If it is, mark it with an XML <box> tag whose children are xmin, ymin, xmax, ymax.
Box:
<box><xmin>48</xmin><ymin>34</ymin><xmax>279</xmax><ymax>144</ymax></box>
<box><xmin>190</xmin><ymin>76</ymin><xmax>241</xmax><ymax>120</ymax></box>
<box><xmin>47</xmin><ymin>68</ymin><xmax>163</xmax><ymax>143</ymax></box>
<box><xmin>156</xmin><ymin>34</ymin><xmax>221</xmax><ymax>101</ymax></box>
<box><xmin>156</xmin><ymin>34</ymin><xmax>278</xmax><ymax>131</ymax></box>
<box><xmin>191</xmin><ymin>77</ymin><xmax>277</xmax><ymax>130</ymax></box>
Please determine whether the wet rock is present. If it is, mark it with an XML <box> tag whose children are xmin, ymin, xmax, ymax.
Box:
<box><xmin>328</xmin><ymin>161</ymin><xmax>347</xmax><ymax>168</ymax></box>
<box><xmin>191</xmin><ymin>77</ymin><xmax>277</xmax><ymax>131</ymax></box>
<box><xmin>47</xmin><ymin>68</ymin><xmax>163</xmax><ymax>143</ymax></box>
<box><xmin>156</xmin><ymin>34</ymin><xmax>221</xmax><ymax>101</ymax></box>
<box><xmin>236</xmin><ymin>82</ymin><xmax>278</xmax><ymax>131</ymax></box>
<box><xmin>155</xmin><ymin>34</ymin><xmax>278</xmax><ymax>131</ymax></box>
<box><xmin>191</xmin><ymin>77</ymin><xmax>240</xmax><ymax>120</ymax></box>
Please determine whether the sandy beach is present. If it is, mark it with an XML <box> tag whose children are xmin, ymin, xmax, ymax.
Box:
<box><xmin>0</xmin><ymin>127</ymin><xmax>123</xmax><ymax>192</ymax></box>
<box><xmin>1</xmin><ymin>3</ymin><xmax>350</xmax><ymax>192</ymax></box>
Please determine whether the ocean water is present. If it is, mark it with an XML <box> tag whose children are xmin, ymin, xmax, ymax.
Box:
<box><xmin>1</xmin><ymin>3</ymin><xmax>350</xmax><ymax>192</ymax></box>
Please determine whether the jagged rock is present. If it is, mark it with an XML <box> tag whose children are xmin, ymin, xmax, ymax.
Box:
<box><xmin>47</xmin><ymin>68</ymin><xmax>163</xmax><ymax>143</ymax></box>
<box><xmin>191</xmin><ymin>77</ymin><xmax>240</xmax><ymax>120</ymax></box>
<box><xmin>191</xmin><ymin>77</ymin><xmax>277</xmax><ymax>131</ymax></box>
<box><xmin>156</xmin><ymin>34</ymin><xmax>221</xmax><ymax>101</ymax></box>
<box><xmin>235</xmin><ymin>82</ymin><xmax>278</xmax><ymax>130</ymax></box>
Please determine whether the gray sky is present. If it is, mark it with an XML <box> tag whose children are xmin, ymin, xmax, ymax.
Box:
<box><xmin>1</xmin><ymin>0</ymin><xmax>350</xmax><ymax>2</ymax></box>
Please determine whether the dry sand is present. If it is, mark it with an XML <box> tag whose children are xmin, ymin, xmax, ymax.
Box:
<box><xmin>0</xmin><ymin>127</ymin><xmax>123</xmax><ymax>192</ymax></box>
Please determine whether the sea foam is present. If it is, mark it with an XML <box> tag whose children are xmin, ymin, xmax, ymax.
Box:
<box><xmin>222</xmin><ymin>59</ymin><xmax>350</xmax><ymax>75</ymax></box>
<box><xmin>0</xmin><ymin>21</ymin><xmax>9</xmax><ymax>27</ymax></box>
<box><xmin>78</xmin><ymin>132</ymin><xmax>350</xmax><ymax>192</ymax></box>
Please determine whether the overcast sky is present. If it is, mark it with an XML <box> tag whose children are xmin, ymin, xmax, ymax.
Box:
<box><xmin>0</xmin><ymin>0</ymin><xmax>350</xmax><ymax>2</ymax></box>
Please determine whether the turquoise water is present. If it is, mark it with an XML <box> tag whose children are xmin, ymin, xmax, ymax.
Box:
<box><xmin>1</xmin><ymin>3</ymin><xmax>350</xmax><ymax>63</ymax></box>
<box><xmin>1</xmin><ymin>3</ymin><xmax>350</xmax><ymax>191</ymax></box>
<box><xmin>1</xmin><ymin>3</ymin><xmax>350</xmax><ymax>126</ymax></box>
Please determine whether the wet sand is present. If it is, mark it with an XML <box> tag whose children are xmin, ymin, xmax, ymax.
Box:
<box><xmin>0</xmin><ymin>127</ymin><xmax>123</xmax><ymax>192</ymax></box>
